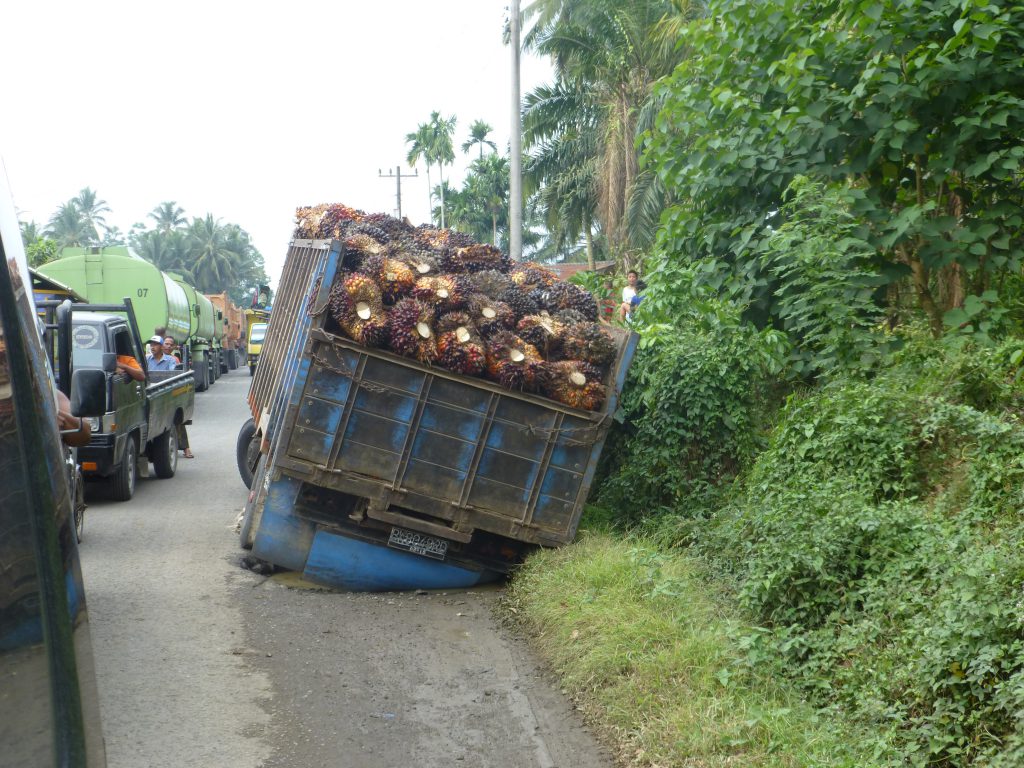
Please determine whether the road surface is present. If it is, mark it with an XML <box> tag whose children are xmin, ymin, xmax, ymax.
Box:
<box><xmin>79</xmin><ymin>368</ymin><xmax>610</xmax><ymax>768</ymax></box>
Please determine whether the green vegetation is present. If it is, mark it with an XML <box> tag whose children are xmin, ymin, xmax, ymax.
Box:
<box><xmin>506</xmin><ymin>536</ymin><xmax>877</xmax><ymax>767</ymax></box>
<box><xmin>20</xmin><ymin>189</ymin><xmax>268</xmax><ymax>303</ymax></box>
<box><xmin>508</xmin><ymin>1</ymin><xmax>1024</xmax><ymax>765</ymax></box>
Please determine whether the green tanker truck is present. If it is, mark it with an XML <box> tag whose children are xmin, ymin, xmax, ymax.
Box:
<box><xmin>37</xmin><ymin>247</ymin><xmax>217</xmax><ymax>392</ymax></box>
<box><xmin>168</xmin><ymin>273</ymin><xmax>218</xmax><ymax>390</ymax></box>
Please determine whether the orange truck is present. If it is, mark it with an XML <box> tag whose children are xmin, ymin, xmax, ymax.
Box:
<box><xmin>206</xmin><ymin>292</ymin><xmax>244</xmax><ymax>372</ymax></box>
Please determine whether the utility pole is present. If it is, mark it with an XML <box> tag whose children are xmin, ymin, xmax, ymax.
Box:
<box><xmin>378</xmin><ymin>166</ymin><xmax>418</xmax><ymax>220</ymax></box>
<box><xmin>509</xmin><ymin>0</ymin><xmax>523</xmax><ymax>262</ymax></box>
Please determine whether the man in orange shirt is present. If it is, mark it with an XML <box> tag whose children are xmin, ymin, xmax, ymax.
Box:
<box><xmin>116</xmin><ymin>354</ymin><xmax>145</xmax><ymax>382</ymax></box>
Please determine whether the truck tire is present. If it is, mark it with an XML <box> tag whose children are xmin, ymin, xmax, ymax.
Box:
<box><xmin>228</xmin><ymin>350</ymin><xmax>238</xmax><ymax>370</ymax></box>
<box><xmin>249</xmin><ymin>363</ymin><xmax>256</xmax><ymax>377</ymax></box>
<box><xmin>150</xmin><ymin>427</ymin><xmax>178</xmax><ymax>479</ymax></box>
<box><xmin>220</xmin><ymin>354</ymin><xmax>229</xmax><ymax>374</ymax></box>
<box><xmin>236</xmin><ymin>418</ymin><xmax>260</xmax><ymax>489</ymax></box>
<box><xmin>110</xmin><ymin>435</ymin><xmax>137</xmax><ymax>502</ymax></box>
<box><xmin>194</xmin><ymin>359</ymin><xmax>209</xmax><ymax>392</ymax></box>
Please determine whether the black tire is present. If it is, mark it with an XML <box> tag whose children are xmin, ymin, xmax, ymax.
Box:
<box><xmin>220</xmin><ymin>353</ymin><xmax>229</xmax><ymax>374</ymax></box>
<box><xmin>194</xmin><ymin>359</ymin><xmax>209</xmax><ymax>392</ymax></box>
<box><xmin>73</xmin><ymin>467</ymin><xmax>86</xmax><ymax>542</ymax></box>
<box><xmin>249</xmin><ymin>363</ymin><xmax>256</xmax><ymax>377</ymax></box>
<box><xmin>236</xmin><ymin>418</ymin><xmax>260</xmax><ymax>489</ymax></box>
<box><xmin>227</xmin><ymin>350</ymin><xmax>238</xmax><ymax>370</ymax></box>
<box><xmin>110</xmin><ymin>435</ymin><xmax>137</xmax><ymax>502</ymax></box>
<box><xmin>151</xmin><ymin>427</ymin><xmax>178</xmax><ymax>479</ymax></box>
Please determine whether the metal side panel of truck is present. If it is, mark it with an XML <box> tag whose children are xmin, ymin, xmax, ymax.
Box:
<box><xmin>240</xmin><ymin>239</ymin><xmax>638</xmax><ymax>591</ymax></box>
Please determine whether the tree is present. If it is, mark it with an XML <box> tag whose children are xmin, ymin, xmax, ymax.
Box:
<box><xmin>467</xmin><ymin>154</ymin><xmax>510</xmax><ymax>246</ymax></box>
<box><xmin>406</xmin><ymin>123</ymin><xmax>435</xmax><ymax>223</ymax></box>
<box><xmin>428</xmin><ymin>112</ymin><xmax>457</xmax><ymax>228</ymax></box>
<box><xmin>188</xmin><ymin>214</ymin><xmax>241</xmax><ymax>292</ymax></box>
<box><xmin>522</xmin><ymin>0</ymin><xmax>697</xmax><ymax>262</ymax></box>
<box><xmin>462</xmin><ymin>119</ymin><xmax>497</xmax><ymax>160</ymax></box>
<box><xmin>72</xmin><ymin>187</ymin><xmax>111</xmax><ymax>243</ymax></box>
<box><xmin>149</xmin><ymin>202</ymin><xmax>187</xmax><ymax>233</ymax></box>
<box><xmin>644</xmin><ymin>0</ymin><xmax>1024</xmax><ymax>341</ymax></box>
<box><xmin>46</xmin><ymin>202</ymin><xmax>92</xmax><ymax>249</ymax></box>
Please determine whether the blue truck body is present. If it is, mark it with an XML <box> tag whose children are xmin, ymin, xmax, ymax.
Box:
<box><xmin>239</xmin><ymin>239</ymin><xmax>638</xmax><ymax>590</ymax></box>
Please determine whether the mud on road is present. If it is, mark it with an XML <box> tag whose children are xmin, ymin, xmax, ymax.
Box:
<box><xmin>80</xmin><ymin>370</ymin><xmax>610</xmax><ymax>768</ymax></box>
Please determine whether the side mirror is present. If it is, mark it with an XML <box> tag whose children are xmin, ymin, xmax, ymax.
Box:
<box><xmin>101</xmin><ymin>352</ymin><xmax>117</xmax><ymax>374</ymax></box>
<box><xmin>70</xmin><ymin>369</ymin><xmax>107</xmax><ymax>417</ymax></box>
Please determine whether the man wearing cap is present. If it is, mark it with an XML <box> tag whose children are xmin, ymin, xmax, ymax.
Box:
<box><xmin>146</xmin><ymin>335</ymin><xmax>178</xmax><ymax>371</ymax></box>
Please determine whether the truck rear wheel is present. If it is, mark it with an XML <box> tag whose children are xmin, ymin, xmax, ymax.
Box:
<box><xmin>239</xmin><ymin>454</ymin><xmax>267</xmax><ymax>550</ymax></box>
<box><xmin>110</xmin><ymin>435</ymin><xmax>137</xmax><ymax>502</ymax></box>
<box><xmin>236</xmin><ymin>418</ymin><xmax>260</xmax><ymax>489</ymax></box>
<box><xmin>227</xmin><ymin>350</ymin><xmax>238</xmax><ymax>370</ymax></box>
<box><xmin>194</xmin><ymin>360</ymin><xmax>209</xmax><ymax>392</ymax></box>
<box><xmin>151</xmin><ymin>427</ymin><xmax>178</xmax><ymax>479</ymax></box>
<box><xmin>249</xmin><ymin>363</ymin><xmax>256</xmax><ymax>377</ymax></box>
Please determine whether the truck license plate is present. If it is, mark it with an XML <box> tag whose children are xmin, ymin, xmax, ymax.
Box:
<box><xmin>387</xmin><ymin>527</ymin><xmax>449</xmax><ymax>560</ymax></box>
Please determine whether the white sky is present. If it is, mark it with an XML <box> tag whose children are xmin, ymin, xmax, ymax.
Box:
<box><xmin>0</xmin><ymin>0</ymin><xmax>553</xmax><ymax>288</ymax></box>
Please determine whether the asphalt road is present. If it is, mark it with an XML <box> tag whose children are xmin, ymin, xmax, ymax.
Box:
<box><xmin>79</xmin><ymin>368</ymin><xmax>610</xmax><ymax>768</ymax></box>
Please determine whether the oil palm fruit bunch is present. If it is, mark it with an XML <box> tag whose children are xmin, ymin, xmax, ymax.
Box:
<box><xmin>344</xmin><ymin>232</ymin><xmax>387</xmax><ymax>258</ymax></box>
<box><xmin>359</xmin><ymin>255</ymin><xmax>415</xmax><ymax>305</ymax></box>
<box><xmin>554</xmin><ymin>308</ymin><xmax>589</xmax><ymax>326</ymax></box>
<box><xmin>469</xmin><ymin>269</ymin><xmax>513</xmax><ymax>298</ymax></box>
<box><xmin>499</xmin><ymin>284</ymin><xmax>540</xmax><ymax>321</ymax></box>
<box><xmin>348</xmin><ymin>222</ymin><xmax>390</xmax><ymax>244</ymax></box>
<box><xmin>560</xmin><ymin>322</ymin><xmax>617</xmax><ymax>369</ymax></box>
<box><xmin>328</xmin><ymin>273</ymin><xmax>388</xmax><ymax>347</ymax></box>
<box><xmin>436</xmin><ymin>312</ymin><xmax>486</xmax><ymax>376</ymax></box>
<box><xmin>415</xmin><ymin>226</ymin><xmax>475</xmax><ymax>251</ymax></box>
<box><xmin>539</xmin><ymin>360</ymin><xmax>606</xmax><ymax>411</ymax></box>
<box><xmin>486</xmin><ymin>331</ymin><xmax>543</xmax><ymax>391</ymax></box>
<box><xmin>446</xmin><ymin>243</ymin><xmax>509</xmax><ymax>274</ymax></box>
<box><xmin>412</xmin><ymin>275</ymin><xmax>463</xmax><ymax>314</ymax></box>
<box><xmin>510</xmin><ymin>262</ymin><xmax>557</xmax><ymax>292</ymax></box>
<box><xmin>531</xmin><ymin>282</ymin><xmax>599</xmax><ymax>321</ymax></box>
<box><xmin>515</xmin><ymin>313</ymin><xmax>566</xmax><ymax>359</ymax></box>
<box><xmin>388</xmin><ymin>298</ymin><xmax>439</xmax><ymax>364</ymax></box>
<box><xmin>294</xmin><ymin>203</ymin><xmax>364</xmax><ymax>238</ymax></box>
<box><xmin>360</xmin><ymin>212</ymin><xmax>406</xmax><ymax>241</ymax></box>
<box><xmin>466</xmin><ymin>294</ymin><xmax>515</xmax><ymax>337</ymax></box>
<box><xmin>400</xmin><ymin>248</ymin><xmax>440</xmax><ymax>278</ymax></box>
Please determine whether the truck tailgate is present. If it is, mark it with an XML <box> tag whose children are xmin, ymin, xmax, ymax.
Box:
<box><xmin>274</xmin><ymin>325</ymin><xmax>636</xmax><ymax>547</ymax></box>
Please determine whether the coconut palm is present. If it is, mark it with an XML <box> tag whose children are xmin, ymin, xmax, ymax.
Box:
<box><xmin>188</xmin><ymin>214</ymin><xmax>241</xmax><ymax>292</ymax></box>
<box><xmin>462</xmin><ymin>120</ymin><xmax>497</xmax><ymax>160</ymax></box>
<box><xmin>46</xmin><ymin>202</ymin><xmax>93</xmax><ymax>249</ymax></box>
<box><xmin>428</xmin><ymin>112</ymin><xmax>457</xmax><ymax>228</ymax></box>
<box><xmin>149</xmin><ymin>201</ymin><xmax>187</xmax><ymax>233</ymax></box>
<box><xmin>522</xmin><ymin>0</ymin><xmax>698</xmax><ymax>261</ymax></box>
<box><xmin>406</xmin><ymin>123</ymin><xmax>435</xmax><ymax>223</ymax></box>
<box><xmin>20</xmin><ymin>220</ymin><xmax>42</xmax><ymax>247</ymax></box>
<box><xmin>72</xmin><ymin>187</ymin><xmax>111</xmax><ymax>243</ymax></box>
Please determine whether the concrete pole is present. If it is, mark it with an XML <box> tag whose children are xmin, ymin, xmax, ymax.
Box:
<box><xmin>395</xmin><ymin>166</ymin><xmax>402</xmax><ymax>219</ymax></box>
<box><xmin>509</xmin><ymin>0</ymin><xmax>523</xmax><ymax>262</ymax></box>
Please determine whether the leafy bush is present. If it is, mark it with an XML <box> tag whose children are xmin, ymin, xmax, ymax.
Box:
<box><xmin>695</xmin><ymin>359</ymin><xmax>1024</xmax><ymax>765</ymax></box>
<box><xmin>595</xmin><ymin>313</ymin><xmax>785</xmax><ymax>524</ymax></box>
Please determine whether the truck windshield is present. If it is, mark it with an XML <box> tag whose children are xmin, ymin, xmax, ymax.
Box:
<box><xmin>71</xmin><ymin>322</ymin><xmax>106</xmax><ymax>368</ymax></box>
<box><xmin>250</xmin><ymin>324</ymin><xmax>267</xmax><ymax>343</ymax></box>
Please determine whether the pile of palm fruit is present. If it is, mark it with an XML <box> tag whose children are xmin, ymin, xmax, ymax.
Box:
<box><xmin>296</xmin><ymin>204</ymin><xmax>618</xmax><ymax>412</ymax></box>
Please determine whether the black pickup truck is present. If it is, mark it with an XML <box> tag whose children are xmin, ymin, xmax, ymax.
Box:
<box><xmin>57</xmin><ymin>300</ymin><xmax>195</xmax><ymax>501</ymax></box>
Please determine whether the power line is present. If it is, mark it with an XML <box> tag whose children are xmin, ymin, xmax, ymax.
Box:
<box><xmin>378</xmin><ymin>166</ymin><xmax>418</xmax><ymax>220</ymax></box>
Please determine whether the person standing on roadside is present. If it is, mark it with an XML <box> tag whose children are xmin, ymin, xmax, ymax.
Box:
<box><xmin>619</xmin><ymin>270</ymin><xmax>644</xmax><ymax>322</ymax></box>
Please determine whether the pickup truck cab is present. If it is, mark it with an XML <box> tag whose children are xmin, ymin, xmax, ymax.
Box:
<box><xmin>246</xmin><ymin>321</ymin><xmax>267</xmax><ymax>377</ymax></box>
<box><xmin>66</xmin><ymin>302</ymin><xmax>195</xmax><ymax>500</ymax></box>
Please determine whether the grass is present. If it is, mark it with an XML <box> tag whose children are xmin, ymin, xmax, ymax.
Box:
<box><xmin>503</xmin><ymin>534</ymin><xmax>881</xmax><ymax>767</ymax></box>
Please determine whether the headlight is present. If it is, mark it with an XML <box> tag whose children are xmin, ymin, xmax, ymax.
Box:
<box><xmin>88</xmin><ymin>417</ymin><xmax>101</xmax><ymax>432</ymax></box>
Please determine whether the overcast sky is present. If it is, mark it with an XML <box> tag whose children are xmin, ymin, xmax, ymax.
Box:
<box><xmin>0</xmin><ymin>0</ymin><xmax>553</xmax><ymax>287</ymax></box>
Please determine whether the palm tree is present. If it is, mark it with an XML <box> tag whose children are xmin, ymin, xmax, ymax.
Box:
<box><xmin>73</xmin><ymin>187</ymin><xmax>111</xmax><ymax>243</ymax></box>
<box><xmin>462</xmin><ymin>120</ymin><xmax>497</xmax><ymax>160</ymax></box>
<box><xmin>46</xmin><ymin>202</ymin><xmax>93</xmax><ymax>249</ymax></box>
<box><xmin>406</xmin><ymin>123</ymin><xmax>435</xmax><ymax>224</ymax></box>
<box><xmin>522</xmin><ymin>0</ymin><xmax>698</xmax><ymax>261</ymax></box>
<box><xmin>428</xmin><ymin>112</ymin><xmax>457</xmax><ymax>229</ymax></box>
<box><xmin>188</xmin><ymin>215</ymin><xmax>241</xmax><ymax>292</ymax></box>
<box><xmin>466</xmin><ymin>154</ymin><xmax>510</xmax><ymax>246</ymax></box>
<box><xmin>20</xmin><ymin>220</ymin><xmax>42</xmax><ymax>247</ymax></box>
<box><xmin>149</xmin><ymin>201</ymin><xmax>187</xmax><ymax>233</ymax></box>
